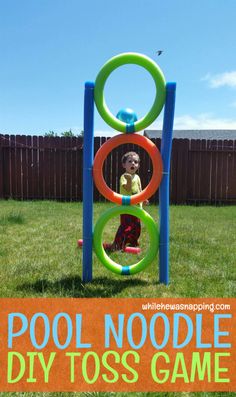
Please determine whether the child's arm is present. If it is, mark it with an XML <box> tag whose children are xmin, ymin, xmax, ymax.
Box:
<box><xmin>122</xmin><ymin>173</ymin><xmax>132</xmax><ymax>192</ymax></box>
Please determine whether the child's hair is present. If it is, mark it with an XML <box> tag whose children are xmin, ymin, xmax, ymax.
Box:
<box><xmin>121</xmin><ymin>151</ymin><xmax>140</xmax><ymax>165</ymax></box>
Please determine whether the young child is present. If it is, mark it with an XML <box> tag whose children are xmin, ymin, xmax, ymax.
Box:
<box><xmin>107</xmin><ymin>151</ymin><xmax>148</xmax><ymax>251</ymax></box>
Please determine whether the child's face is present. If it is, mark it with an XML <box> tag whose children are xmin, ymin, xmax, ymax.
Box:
<box><xmin>122</xmin><ymin>154</ymin><xmax>140</xmax><ymax>174</ymax></box>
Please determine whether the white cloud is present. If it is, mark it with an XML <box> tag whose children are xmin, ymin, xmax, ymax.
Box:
<box><xmin>203</xmin><ymin>71</ymin><xmax>236</xmax><ymax>88</ymax></box>
<box><xmin>174</xmin><ymin>114</ymin><xmax>236</xmax><ymax>129</ymax></box>
<box><xmin>151</xmin><ymin>113</ymin><xmax>236</xmax><ymax>130</ymax></box>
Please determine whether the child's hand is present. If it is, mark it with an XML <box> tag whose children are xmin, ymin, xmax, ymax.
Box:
<box><xmin>143</xmin><ymin>199</ymin><xmax>149</xmax><ymax>206</ymax></box>
<box><xmin>124</xmin><ymin>173</ymin><xmax>132</xmax><ymax>182</ymax></box>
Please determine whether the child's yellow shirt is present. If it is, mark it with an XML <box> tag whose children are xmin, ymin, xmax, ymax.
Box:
<box><xmin>120</xmin><ymin>173</ymin><xmax>142</xmax><ymax>196</ymax></box>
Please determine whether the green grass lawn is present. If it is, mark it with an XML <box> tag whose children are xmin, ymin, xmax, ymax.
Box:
<box><xmin>0</xmin><ymin>200</ymin><xmax>235</xmax><ymax>397</ymax></box>
<box><xmin>0</xmin><ymin>200</ymin><xmax>235</xmax><ymax>298</ymax></box>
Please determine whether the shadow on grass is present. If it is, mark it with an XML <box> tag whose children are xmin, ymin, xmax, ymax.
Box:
<box><xmin>0</xmin><ymin>211</ymin><xmax>25</xmax><ymax>226</ymax></box>
<box><xmin>18</xmin><ymin>275</ymin><xmax>149</xmax><ymax>297</ymax></box>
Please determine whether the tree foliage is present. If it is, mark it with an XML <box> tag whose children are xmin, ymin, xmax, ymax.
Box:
<box><xmin>44</xmin><ymin>129</ymin><xmax>83</xmax><ymax>137</ymax></box>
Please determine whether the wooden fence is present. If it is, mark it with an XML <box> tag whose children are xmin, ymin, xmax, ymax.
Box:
<box><xmin>0</xmin><ymin>135</ymin><xmax>236</xmax><ymax>204</ymax></box>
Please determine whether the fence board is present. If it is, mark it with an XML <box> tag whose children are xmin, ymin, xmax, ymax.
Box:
<box><xmin>50</xmin><ymin>137</ymin><xmax>56</xmax><ymax>200</ymax></box>
<box><xmin>205</xmin><ymin>140</ymin><xmax>213</xmax><ymax>202</ymax></box>
<box><xmin>216</xmin><ymin>140</ymin><xmax>223</xmax><ymax>202</ymax></box>
<box><xmin>32</xmin><ymin>136</ymin><xmax>39</xmax><ymax>199</ymax></box>
<box><xmin>71</xmin><ymin>137</ymin><xmax>76</xmax><ymax>201</ymax></box>
<box><xmin>227</xmin><ymin>140</ymin><xmax>236</xmax><ymax>202</ymax></box>
<box><xmin>176</xmin><ymin>139</ymin><xmax>189</xmax><ymax>204</ymax></box>
<box><xmin>21</xmin><ymin>136</ymin><xmax>28</xmax><ymax>199</ymax></box>
<box><xmin>26</xmin><ymin>136</ymin><xmax>32</xmax><ymax>199</ymax></box>
<box><xmin>194</xmin><ymin>139</ymin><xmax>202</xmax><ymax>202</ymax></box>
<box><xmin>2</xmin><ymin>135</ymin><xmax>10</xmax><ymax>198</ymax></box>
<box><xmin>199</xmin><ymin>140</ymin><xmax>208</xmax><ymax>202</ymax></box>
<box><xmin>222</xmin><ymin>139</ymin><xmax>228</xmax><ymax>201</ymax></box>
<box><xmin>77</xmin><ymin>138</ymin><xmax>83</xmax><ymax>201</ymax></box>
<box><xmin>93</xmin><ymin>137</ymin><xmax>101</xmax><ymax>201</ymax></box>
<box><xmin>210</xmin><ymin>139</ymin><xmax>218</xmax><ymax>204</ymax></box>
<box><xmin>9</xmin><ymin>135</ymin><xmax>15</xmax><ymax>198</ymax></box>
<box><xmin>53</xmin><ymin>137</ymin><xmax>60</xmax><ymax>200</ymax></box>
<box><xmin>170</xmin><ymin>138</ymin><xmax>178</xmax><ymax>204</ymax></box>
<box><xmin>153</xmin><ymin>138</ymin><xmax>161</xmax><ymax>203</ymax></box>
<box><xmin>38</xmin><ymin>136</ymin><xmax>44</xmax><ymax>199</ymax></box>
<box><xmin>43</xmin><ymin>136</ymin><xmax>50</xmax><ymax>199</ymax></box>
<box><xmin>100</xmin><ymin>137</ymin><xmax>107</xmax><ymax>202</ymax></box>
<box><xmin>61</xmin><ymin>137</ymin><xmax>67</xmax><ymax>200</ymax></box>
<box><xmin>65</xmin><ymin>137</ymin><xmax>71</xmax><ymax>201</ymax></box>
<box><xmin>116</xmin><ymin>142</ymin><xmax>125</xmax><ymax>199</ymax></box>
<box><xmin>104</xmin><ymin>137</ymin><xmax>112</xmax><ymax>200</ymax></box>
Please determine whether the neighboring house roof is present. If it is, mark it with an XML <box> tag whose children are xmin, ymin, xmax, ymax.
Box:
<box><xmin>144</xmin><ymin>130</ymin><xmax>236</xmax><ymax>140</ymax></box>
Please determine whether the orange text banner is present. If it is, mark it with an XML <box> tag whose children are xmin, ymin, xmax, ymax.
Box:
<box><xmin>0</xmin><ymin>298</ymin><xmax>235</xmax><ymax>392</ymax></box>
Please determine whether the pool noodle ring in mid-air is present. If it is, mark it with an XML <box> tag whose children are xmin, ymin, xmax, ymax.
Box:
<box><xmin>93</xmin><ymin>206</ymin><xmax>159</xmax><ymax>275</ymax></box>
<box><xmin>94</xmin><ymin>52</ymin><xmax>166</xmax><ymax>133</ymax></box>
<box><xmin>93</xmin><ymin>134</ymin><xmax>163</xmax><ymax>205</ymax></box>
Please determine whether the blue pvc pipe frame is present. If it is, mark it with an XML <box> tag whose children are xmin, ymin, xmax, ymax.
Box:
<box><xmin>82</xmin><ymin>81</ymin><xmax>95</xmax><ymax>283</ymax></box>
<box><xmin>82</xmin><ymin>81</ymin><xmax>176</xmax><ymax>285</ymax></box>
<box><xmin>159</xmin><ymin>82</ymin><xmax>176</xmax><ymax>284</ymax></box>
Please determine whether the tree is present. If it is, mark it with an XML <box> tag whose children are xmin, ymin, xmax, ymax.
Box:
<box><xmin>44</xmin><ymin>130</ymin><xmax>58</xmax><ymax>137</ymax></box>
<box><xmin>61</xmin><ymin>129</ymin><xmax>75</xmax><ymax>137</ymax></box>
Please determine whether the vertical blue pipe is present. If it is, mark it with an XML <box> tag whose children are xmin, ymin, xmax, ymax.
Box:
<box><xmin>159</xmin><ymin>82</ymin><xmax>176</xmax><ymax>284</ymax></box>
<box><xmin>82</xmin><ymin>81</ymin><xmax>95</xmax><ymax>283</ymax></box>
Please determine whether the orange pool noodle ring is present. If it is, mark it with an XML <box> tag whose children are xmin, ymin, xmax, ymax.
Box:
<box><xmin>93</xmin><ymin>134</ymin><xmax>163</xmax><ymax>205</ymax></box>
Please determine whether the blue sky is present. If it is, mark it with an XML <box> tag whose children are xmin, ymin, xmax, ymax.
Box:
<box><xmin>1</xmin><ymin>0</ymin><xmax>236</xmax><ymax>136</ymax></box>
